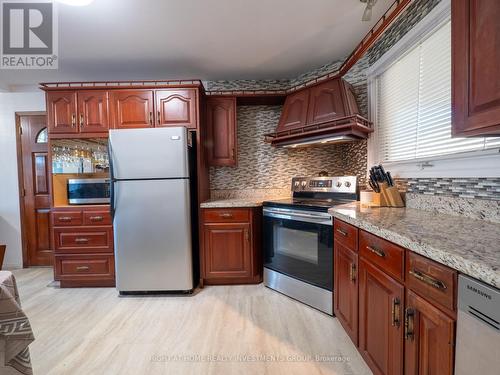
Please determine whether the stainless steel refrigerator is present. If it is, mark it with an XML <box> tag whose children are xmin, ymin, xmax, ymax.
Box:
<box><xmin>109</xmin><ymin>127</ymin><xmax>194</xmax><ymax>293</ymax></box>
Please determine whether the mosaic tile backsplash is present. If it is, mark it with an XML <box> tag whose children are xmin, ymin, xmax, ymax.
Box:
<box><xmin>209</xmin><ymin>106</ymin><xmax>362</xmax><ymax>190</ymax></box>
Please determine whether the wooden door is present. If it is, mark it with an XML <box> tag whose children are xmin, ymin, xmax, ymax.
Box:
<box><xmin>334</xmin><ymin>240</ymin><xmax>359</xmax><ymax>345</ymax></box>
<box><xmin>19</xmin><ymin>115</ymin><xmax>53</xmax><ymax>266</ymax></box>
<box><xmin>306</xmin><ymin>79</ymin><xmax>346</xmax><ymax>124</ymax></box>
<box><xmin>77</xmin><ymin>91</ymin><xmax>109</xmax><ymax>133</ymax></box>
<box><xmin>359</xmin><ymin>258</ymin><xmax>404</xmax><ymax>375</ymax></box>
<box><xmin>47</xmin><ymin>91</ymin><xmax>78</xmax><ymax>134</ymax></box>
<box><xmin>452</xmin><ymin>0</ymin><xmax>500</xmax><ymax>136</ymax></box>
<box><xmin>110</xmin><ymin>90</ymin><xmax>154</xmax><ymax>129</ymax></box>
<box><xmin>276</xmin><ymin>89</ymin><xmax>310</xmax><ymax>132</ymax></box>
<box><xmin>155</xmin><ymin>89</ymin><xmax>197</xmax><ymax>129</ymax></box>
<box><xmin>206</xmin><ymin>97</ymin><xmax>237</xmax><ymax>166</ymax></box>
<box><xmin>404</xmin><ymin>290</ymin><xmax>455</xmax><ymax>375</ymax></box>
<box><xmin>203</xmin><ymin>223</ymin><xmax>251</xmax><ymax>279</ymax></box>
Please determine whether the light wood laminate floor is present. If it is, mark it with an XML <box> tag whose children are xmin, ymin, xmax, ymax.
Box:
<box><xmin>13</xmin><ymin>268</ymin><xmax>371</xmax><ymax>375</ymax></box>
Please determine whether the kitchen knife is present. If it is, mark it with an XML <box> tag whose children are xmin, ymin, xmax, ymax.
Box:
<box><xmin>386</xmin><ymin>172</ymin><xmax>394</xmax><ymax>187</ymax></box>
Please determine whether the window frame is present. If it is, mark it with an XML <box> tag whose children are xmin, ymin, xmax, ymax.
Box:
<box><xmin>366</xmin><ymin>0</ymin><xmax>500</xmax><ymax>178</ymax></box>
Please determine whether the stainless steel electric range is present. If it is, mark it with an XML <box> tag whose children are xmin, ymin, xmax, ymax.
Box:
<box><xmin>262</xmin><ymin>176</ymin><xmax>358</xmax><ymax>315</ymax></box>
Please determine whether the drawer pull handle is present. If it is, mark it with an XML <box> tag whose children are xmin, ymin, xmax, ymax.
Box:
<box><xmin>76</xmin><ymin>266</ymin><xmax>90</xmax><ymax>271</ymax></box>
<box><xmin>409</xmin><ymin>269</ymin><xmax>447</xmax><ymax>290</ymax></box>
<box><xmin>75</xmin><ymin>238</ymin><xmax>89</xmax><ymax>244</ymax></box>
<box><xmin>71</xmin><ymin>113</ymin><xmax>76</xmax><ymax>127</ymax></box>
<box><xmin>220</xmin><ymin>213</ymin><xmax>233</xmax><ymax>218</ymax></box>
<box><xmin>336</xmin><ymin>228</ymin><xmax>348</xmax><ymax>237</ymax></box>
<box><xmin>89</xmin><ymin>216</ymin><xmax>104</xmax><ymax>222</ymax></box>
<box><xmin>349</xmin><ymin>263</ymin><xmax>356</xmax><ymax>282</ymax></box>
<box><xmin>149</xmin><ymin>111</ymin><xmax>153</xmax><ymax>125</ymax></box>
<box><xmin>404</xmin><ymin>308</ymin><xmax>415</xmax><ymax>340</ymax></box>
<box><xmin>58</xmin><ymin>216</ymin><xmax>72</xmax><ymax>222</ymax></box>
<box><xmin>367</xmin><ymin>246</ymin><xmax>385</xmax><ymax>258</ymax></box>
<box><xmin>392</xmin><ymin>298</ymin><xmax>401</xmax><ymax>327</ymax></box>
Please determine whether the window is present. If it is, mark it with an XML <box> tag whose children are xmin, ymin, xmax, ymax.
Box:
<box><xmin>367</xmin><ymin>0</ymin><xmax>500</xmax><ymax>177</ymax></box>
<box><xmin>36</xmin><ymin>127</ymin><xmax>48</xmax><ymax>143</ymax></box>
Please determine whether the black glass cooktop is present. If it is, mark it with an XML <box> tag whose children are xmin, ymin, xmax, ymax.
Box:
<box><xmin>263</xmin><ymin>197</ymin><xmax>355</xmax><ymax>212</ymax></box>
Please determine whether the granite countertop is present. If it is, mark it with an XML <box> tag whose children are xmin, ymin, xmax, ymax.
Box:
<box><xmin>200</xmin><ymin>198</ymin><xmax>267</xmax><ymax>208</ymax></box>
<box><xmin>329</xmin><ymin>202</ymin><xmax>500</xmax><ymax>288</ymax></box>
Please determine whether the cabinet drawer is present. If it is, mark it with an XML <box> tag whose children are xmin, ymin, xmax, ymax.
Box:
<box><xmin>359</xmin><ymin>230</ymin><xmax>405</xmax><ymax>281</ymax></box>
<box><xmin>406</xmin><ymin>251</ymin><xmax>457</xmax><ymax>314</ymax></box>
<box><xmin>83</xmin><ymin>211</ymin><xmax>112</xmax><ymax>226</ymax></box>
<box><xmin>55</xmin><ymin>254</ymin><xmax>114</xmax><ymax>278</ymax></box>
<box><xmin>52</xmin><ymin>211</ymin><xmax>82</xmax><ymax>226</ymax></box>
<box><xmin>334</xmin><ymin>219</ymin><xmax>358</xmax><ymax>251</ymax></box>
<box><xmin>54</xmin><ymin>227</ymin><xmax>113</xmax><ymax>253</ymax></box>
<box><xmin>203</xmin><ymin>208</ymin><xmax>250</xmax><ymax>223</ymax></box>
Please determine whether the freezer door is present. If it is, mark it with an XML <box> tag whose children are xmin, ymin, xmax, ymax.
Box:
<box><xmin>109</xmin><ymin>127</ymin><xmax>189</xmax><ymax>179</ymax></box>
<box><xmin>113</xmin><ymin>179</ymin><xmax>193</xmax><ymax>291</ymax></box>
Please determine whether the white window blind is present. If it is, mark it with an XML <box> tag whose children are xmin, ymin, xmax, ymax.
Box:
<box><xmin>376</xmin><ymin>20</ymin><xmax>500</xmax><ymax>163</ymax></box>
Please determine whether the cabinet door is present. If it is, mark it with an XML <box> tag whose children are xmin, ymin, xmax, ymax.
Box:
<box><xmin>203</xmin><ymin>222</ymin><xmax>251</xmax><ymax>279</ymax></box>
<box><xmin>359</xmin><ymin>258</ymin><xmax>404</xmax><ymax>375</ymax></box>
<box><xmin>206</xmin><ymin>97</ymin><xmax>237</xmax><ymax>166</ymax></box>
<box><xmin>404</xmin><ymin>290</ymin><xmax>455</xmax><ymax>375</ymax></box>
<box><xmin>77</xmin><ymin>91</ymin><xmax>109</xmax><ymax>133</ymax></box>
<box><xmin>110</xmin><ymin>90</ymin><xmax>154</xmax><ymax>129</ymax></box>
<box><xmin>452</xmin><ymin>0</ymin><xmax>500</xmax><ymax>136</ymax></box>
<box><xmin>307</xmin><ymin>79</ymin><xmax>346</xmax><ymax>124</ymax></box>
<box><xmin>334</xmin><ymin>240</ymin><xmax>358</xmax><ymax>345</ymax></box>
<box><xmin>47</xmin><ymin>91</ymin><xmax>78</xmax><ymax>134</ymax></box>
<box><xmin>276</xmin><ymin>89</ymin><xmax>310</xmax><ymax>132</ymax></box>
<box><xmin>155</xmin><ymin>89</ymin><xmax>197</xmax><ymax>129</ymax></box>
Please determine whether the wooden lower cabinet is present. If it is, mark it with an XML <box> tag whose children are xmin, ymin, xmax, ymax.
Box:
<box><xmin>404</xmin><ymin>290</ymin><xmax>455</xmax><ymax>375</ymax></box>
<box><xmin>359</xmin><ymin>258</ymin><xmax>404</xmax><ymax>375</ymax></box>
<box><xmin>52</xmin><ymin>207</ymin><xmax>115</xmax><ymax>287</ymax></box>
<box><xmin>201</xmin><ymin>207</ymin><xmax>262</xmax><ymax>285</ymax></box>
<box><xmin>334</xmin><ymin>240</ymin><xmax>359</xmax><ymax>345</ymax></box>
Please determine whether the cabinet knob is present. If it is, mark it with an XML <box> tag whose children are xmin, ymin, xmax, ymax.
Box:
<box><xmin>149</xmin><ymin>112</ymin><xmax>153</xmax><ymax>125</ymax></box>
<box><xmin>392</xmin><ymin>298</ymin><xmax>401</xmax><ymax>327</ymax></box>
<box><xmin>79</xmin><ymin>113</ymin><xmax>84</xmax><ymax>127</ymax></box>
<box><xmin>71</xmin><ymin>113</ymin><xmax>76</xmax><ymax>127</ymax></box>
<box><xmin>349</xmin><ymin>263</ymin><xmax>356</xmax><ymax>282</ymax></box>
<box><xmin>157</xmin><ymin>111</ymin><xmax>161</xmax><ymax>125</ymax></box>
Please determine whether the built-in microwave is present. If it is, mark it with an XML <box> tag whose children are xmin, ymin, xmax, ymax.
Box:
<box><xmin>67</xmin><ymin>178</ymin><xmax>110</xmax><ymax>205</ymax></box>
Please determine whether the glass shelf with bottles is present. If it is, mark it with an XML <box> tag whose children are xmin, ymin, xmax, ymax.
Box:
<box><xmin>51</xmin><ymin>138</ymin><xmax>109</xmax><ymax>174</ymax></box>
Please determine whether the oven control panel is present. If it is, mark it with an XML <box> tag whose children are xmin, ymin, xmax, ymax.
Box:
<box><xmin>291</xmin><ymin>176</ymin><xmax>357</xmax><ymax>194</ymax></box>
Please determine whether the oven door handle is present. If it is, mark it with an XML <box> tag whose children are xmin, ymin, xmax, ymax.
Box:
<box><xmin>263</xmin><ymin>209</ymin><xmax>332</xmax><ymax>225</ymax></box>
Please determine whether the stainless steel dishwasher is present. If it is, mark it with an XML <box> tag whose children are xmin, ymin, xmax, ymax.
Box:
<box><xmin>455</xmin><ymin>275</ymin><xmax>500</xmax><ymax>375</ymax></box>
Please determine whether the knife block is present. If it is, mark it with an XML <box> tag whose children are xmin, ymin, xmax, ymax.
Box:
<box><xmin>361</xmin><ymin>185</ymin><xmax>405</xmax><ymax>208</ymax></box>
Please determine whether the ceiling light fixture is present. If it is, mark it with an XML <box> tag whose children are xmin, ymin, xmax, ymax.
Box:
<box><xmin>55</xmin><ymin>0</ymin><xmax>94</xmax><ymax>6</ymax></box>
<box><xmin>360</xmin><ymin>0</ymin><xmax>378</xmax><ymax>21</ymax></box>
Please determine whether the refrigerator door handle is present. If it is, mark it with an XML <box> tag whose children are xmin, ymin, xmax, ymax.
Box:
<box><xmin>108</xmin><ymin>139</ymin><xmax>116</xmax><ymax>219</ymax></box>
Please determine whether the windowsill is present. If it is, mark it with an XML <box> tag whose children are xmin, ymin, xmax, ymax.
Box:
<box><xmin>380</xmin><ymin>149</ymin><xmax>500</xmax><ymax>178</ymax></box>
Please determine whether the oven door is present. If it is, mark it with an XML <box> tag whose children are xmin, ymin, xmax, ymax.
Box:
<box><xmin>263</xmin><ymin>207</ymin><xmax>333</xmax><ymax>291</ymax></box>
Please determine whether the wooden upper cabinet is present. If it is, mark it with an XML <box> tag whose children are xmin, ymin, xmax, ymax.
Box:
<box><xmin>359</xmin><ymin>258</ymin><xmax>404</xmax><ymax>375</ymax></box>
<box><xmin>47</xmin><ymin>91</ymin><xmax>78</xmax><ymax>134</ymax></box>
<box><xmin>110</xmin><ymin>90</ymin><xmax>154</xmax><ymax>129</ymax></box>
<box><xmin>307</xmin><ymin>79</ymin><xmax>346</xmax><ymax>124</ymax></box>
<box><xmin>155</xmin><ymin>89</ymin><xmax>197</xmax><ymax>129</ymax></box>
<box><xmin>404</xmin><ymin>290</ymin><xmax>455</xmax><ymax>375</ymax></box>
<box><xmin>452</xmin><ymin>0</ymin><xmax>500</xmax><ymax>136</ymax></box>
<box><xmin>276</xmin><ymin>89</ymin><xmax>310</xmax><ymax>132</ymax></box>
<box><xmin>77</xmin><ymin>91</ymin><xmax>109</xmax><ymax>133</ymax></box>
<box><xmin>206</xmin><ymin>97</ymin><xmax>237</xmax><ymax>166</ymax></box>
<box><xmin>334</xmin><ymin>240</ymin><xmax>359</xmax><ymax>346</ymax></box>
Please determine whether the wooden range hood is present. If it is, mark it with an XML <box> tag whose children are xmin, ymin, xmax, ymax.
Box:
<box><xmin>265</xmin><ymin>77</ymin><xmax>373</xmax><ymax>147</ymax></box>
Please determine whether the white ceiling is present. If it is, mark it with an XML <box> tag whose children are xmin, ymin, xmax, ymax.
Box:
<box><xmin>0</xmin><ymin>0</ymin><xmax>392</xmax><ymax>91</ymax></box>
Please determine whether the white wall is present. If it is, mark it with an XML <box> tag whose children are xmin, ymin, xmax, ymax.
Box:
<box><xmin>0</xmin><ymin>92</ymin><xmax>46</xmax><ymax>268</ymax></box>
